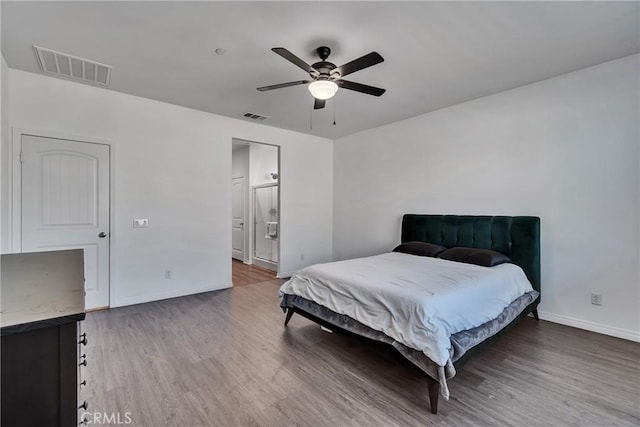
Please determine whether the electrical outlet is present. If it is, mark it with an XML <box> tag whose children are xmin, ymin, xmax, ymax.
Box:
<box><xmin>591</xmin><ymin>293</ymin><xmax>603</xmax><ymax>306</ymax></box>
<box><xmin>133</xmin><ymin>218</ymin><xmax>149</xmax><ymax>228</ymax></box>
<box><xmin>165</xmin><ymin>269</ymin><xmax>172</xmax><ymax>279</ymax></box>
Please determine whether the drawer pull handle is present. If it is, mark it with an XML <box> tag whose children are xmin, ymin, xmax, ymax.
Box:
<box><xmin>79</xmin><ymin>360</ymin><xmax>87</xmax><ymax>367</ymax></box>
<box><xmin>80</xmin><ymin>380</ymin><xmax>87</xmax><ymax>387</ymax></box>
<box><xmin>79</xmin><ymin>333</ymin><xmax>88</xmax><ymax>346</ymax></box>
<box><xmin>78</xmin><ymin>401</ymin><xmax>88</xmax><ymax>410</ymax></box>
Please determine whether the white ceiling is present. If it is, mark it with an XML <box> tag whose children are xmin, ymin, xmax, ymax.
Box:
<box><xmin>2</xmin><ymin>1</ymin><xmax>638</xmax><ymax>139</ymax></box>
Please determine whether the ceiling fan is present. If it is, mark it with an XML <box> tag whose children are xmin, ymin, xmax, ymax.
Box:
<box><xmin>257</xmin><ymin>46</ymin><xmax>386</xmax><ymax>110</ymax></box>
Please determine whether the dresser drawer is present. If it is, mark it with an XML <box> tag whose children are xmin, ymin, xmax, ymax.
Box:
<box><xmin>1</xmin><ymin>321</ymin><xmax>82</xmax><ymax>427</ymax></box>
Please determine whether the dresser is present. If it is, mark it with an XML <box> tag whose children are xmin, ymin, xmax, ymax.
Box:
<box><xmin>1</xmin><ymin>250</ymin><xmax>87</xmax><ymax>427</ymax></box>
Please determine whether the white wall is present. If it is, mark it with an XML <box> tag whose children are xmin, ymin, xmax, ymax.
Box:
<box><xmin>249</xmin><ymin>143</ymin><xmax>278</xmax><ymax>187</ymax></box>
<box><xmin>0</xmin><ymin>54</ymin><xmax>9</xmax><ymax>253</ymax></box>
<box><xmin>4</xmin><ymin>69</ymin><xmax>333</xmax><ymax>306</ymax></box>
<box><xmin>231</xmin><ymin>146</ymin><xmax>249</xmax><ymax>180</ymax></box>
<box><xmin>333</xmin><ymin>55</ymin><xmax>640</xmax><ymax>341</ymax></box>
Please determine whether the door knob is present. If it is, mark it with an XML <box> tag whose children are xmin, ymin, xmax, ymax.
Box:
<box><xmin>98</xmin><ymin>232</ymin><xmax>107</xmax><ymax>238</ymax></box>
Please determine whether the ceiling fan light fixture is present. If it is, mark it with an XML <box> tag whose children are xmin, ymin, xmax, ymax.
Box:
<box><xmin>308</xmin><ymin>80</ymin><xmax>338</xmax><ymax>100</ymax></box>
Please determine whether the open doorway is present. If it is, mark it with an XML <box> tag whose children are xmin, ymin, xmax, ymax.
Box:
<box><xmin>231</xmin><ymin>138</ymin><xmax>280</xmax><ymax>286</ymax></box>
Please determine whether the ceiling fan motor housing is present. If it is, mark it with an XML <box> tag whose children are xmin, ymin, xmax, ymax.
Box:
<box><xmin>312</xmin><ymin>47</ymin><xmax>340</xmax><ymax>80</ymax></box>
<box><xmin>316</xmin><ymin>46</ymin><xmax>331</xmax><ymax>61</ymax></box>
<box><xmin>311</xmin><ymin>62</ymin><xmax>339</xmax><ymax>80</ymax></box>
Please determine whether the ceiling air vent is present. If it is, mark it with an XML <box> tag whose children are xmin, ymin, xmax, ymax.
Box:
<box><xmin>34</xmin><ymin>45</ymin><xmax>112</xmax><ymax>86</ymax></box>
<box><xmin>243</xmin><ymin>112</ymin><xmax>269</xmax><ymax>121</ymax></box>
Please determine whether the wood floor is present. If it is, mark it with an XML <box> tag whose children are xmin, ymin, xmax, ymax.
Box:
<box><xmin>232</xmin><ymin>259</ymin><xmax>277</xmax><ymax>286</ymax></box>
<box><xmin>84</xmin><ymin>280</ymin><xmax>640</xmax><ymax>426</ymax></box>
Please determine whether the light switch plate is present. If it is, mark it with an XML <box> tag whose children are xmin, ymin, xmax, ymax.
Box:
<box><xmin>133</xmin><ymin>218</ymin><xmax>149</xmax><ymax>228</ymax></box>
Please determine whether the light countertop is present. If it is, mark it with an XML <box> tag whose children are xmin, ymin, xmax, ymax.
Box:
<box><xmin>1</xmin><ymin>249</ymin><xmax>85</xmax><ymax>331</ymax></box>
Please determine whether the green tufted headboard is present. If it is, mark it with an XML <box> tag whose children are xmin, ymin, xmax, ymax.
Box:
<box><xmin>401</xmin><ymin>215</ymin><xmax>541</xmax><ymax>293</ymax></box>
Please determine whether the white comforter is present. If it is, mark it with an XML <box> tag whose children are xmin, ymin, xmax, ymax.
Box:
<box><xmin>279</xmin><ymin>252</ymin><xmax>534</xmax><ymax>367</ymax></box>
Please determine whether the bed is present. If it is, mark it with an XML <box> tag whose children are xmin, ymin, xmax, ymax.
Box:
<box><xmin>279</xmin><ymin>214</ymin><xmax>541</xmax><ymax>414</ymax></box>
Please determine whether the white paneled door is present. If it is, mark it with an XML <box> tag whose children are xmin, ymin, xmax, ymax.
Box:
<box><xmin>21</xmin><ymin>135</ymin><xmax>110</xmax><ymax>309</ymax></box>
<box><xmin>232</xmin><ymin>177</ymin><xmax>245</xmax><ymax>261</ymax></box>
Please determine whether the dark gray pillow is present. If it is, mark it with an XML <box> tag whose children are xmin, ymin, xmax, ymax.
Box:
<box><xmin>393</xmin><ymin>241</ymin><xmax>447</xmax><ymax>258</ymax></box>
<box><xmin>438</xmin><ymin>247</ymin><xmax>511</xmax><ymax>267</ymax></box>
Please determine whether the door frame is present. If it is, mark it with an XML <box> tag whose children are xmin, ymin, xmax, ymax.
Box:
<box><xmin>10</xmin><ymin>127</ymin><xmax>116</xmax><ymax>308</ymax></box>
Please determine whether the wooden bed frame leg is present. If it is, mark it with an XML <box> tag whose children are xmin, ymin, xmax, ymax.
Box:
<box><xmin>427</xmin><ymin>377</ymin><xmax>439</xmax><ymax>415</ymax></box>
<box><xmin>532</xmin><ymin>308</ymin><xmax>539</xmax><ymax>321</ymax></box>
<box><xmin>284</xmin><ymin>308</ymin><xmax>295</xmax><ymax>326</ymax></box>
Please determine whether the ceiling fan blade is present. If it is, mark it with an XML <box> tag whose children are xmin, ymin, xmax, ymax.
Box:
<box><xmin>314</xmin><ymin>98</ymin><xmax>326</xmax><ymax>110</ymax></box>
<box><xmin>257</xmin><ymin>80</ymin><xmax>310</xmax><ymax>91</ymax></box>
<box><xmin>338</xmin><ymin>80</ymin><xmax>386</xmax><ymax>97</ymax></box>
<box><xmin>272</xmin><ymin>47</ymin><xmax>315</xmax><ymax>73</ymax></box>
<box><xmin>337</xmin><ymin>52</ymin><xmax>384</xmax><ymax>77</ymax></box>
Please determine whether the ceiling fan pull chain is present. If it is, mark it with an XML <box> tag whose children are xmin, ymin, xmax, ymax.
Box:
<box><xmin>333</xmin><ymin>97</ymin><xmax>337</xmax><ymax>126</ymax></box>
<box><xmin>310</xmin><ymin>104</ymin><xmax>313</xmax><ymax>130</ymax></box>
